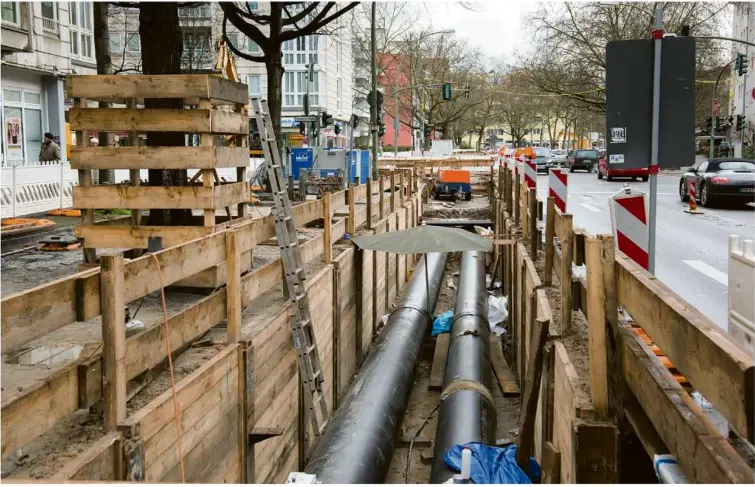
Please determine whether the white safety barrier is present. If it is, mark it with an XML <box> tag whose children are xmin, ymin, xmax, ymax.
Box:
<box><xmin>548</xmin><ymin>168</ymin><xmax>568</xmax><ymax>213</ymax></box>
<box><xmin>609</xmin><ymin>186</ymin><xmax>649</xmax><ymax>269</ymax></box>
<box><xmin>0</xmin><ymin>163</ymin><xmax>78</xmax><ymax>218</ymax></box>
<box><xmin>523</xmin><ymin>158</ymin><xmax>537</xmax><ymax>188</ymax></box>
<box><xmin>729</xmin><ymin>235</ymin><xmax>754</xmax><ymax>354</ymax></box>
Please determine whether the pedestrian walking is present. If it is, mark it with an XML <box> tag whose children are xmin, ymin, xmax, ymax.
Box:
<box><xmin>39</xmin><ymin>132</ymin><xmax>61</xmax><ymax>162</ymax></box>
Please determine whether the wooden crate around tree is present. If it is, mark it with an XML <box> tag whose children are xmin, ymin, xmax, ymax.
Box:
<box><xmin>68</xmin><ymin>74</ymin><xmax>252</xmax><ymax>287</ymax></box>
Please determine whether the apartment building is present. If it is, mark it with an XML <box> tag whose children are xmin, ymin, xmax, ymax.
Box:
<box><xmin>731</xmin><ymin>2</ymin><xmax>755</xmax><ymax>154</ymax></box>
<box><xmin>1</xmin><ymin>1</ymin><xmax>97</xmax><ymax>165</ymax></box>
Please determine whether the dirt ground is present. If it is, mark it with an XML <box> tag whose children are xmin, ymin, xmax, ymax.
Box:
<box><xmin>422</xmin><ymin>193</ymin><xmax>492</xmax><ymax>221</ymax></box>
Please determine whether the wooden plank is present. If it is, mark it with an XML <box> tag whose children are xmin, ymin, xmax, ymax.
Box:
<box><xmin>1</xmin><ymin>365</ymin><xmax>79</xmax><ymax>458</ymax></box>
<box><xmin>623</xmin><ymin>391</ymin><xmax>669</xmax><ymax>458</ymax></box>
<box><xmin>52</xmin><ymin>432</ymin><xmax>119</xmax><ymax>481</ymax></box>
<box><xmin>572</xmin><ymin>228</ymin><xmax>586</xmax><ymax>266</ymax></box>
<box><xmin>529</xmin><ymin>188</ymin><xmax>538</xmax><ymax>256</ymax></box>
<box><xmin>618</xmin><ymin>322</ymin><xmax>754</xmax><ymax>484</ymax></box>
<box><xmin>323</xmin><ymin>192</ymin><xmax>332</xmax><ymax>263</ymax></box>
<box><xmin>516</xmin><ymin>314</ymin><xmax>550</xmax><ymax>472</ymax></box>
<box><xmin>560</xmin><ymin>215</ymin><xmax>573</xmax><ymax>335</ymax></box>
<box><xmin>74</xmin><ymin>184</ymin><xmax>215</xmax><ymax>209</ymax></box>
<box><xmin>70</xmin><ymin>146</ymin><xmax>248</xmax><ymax>170</ymax></box>
<box><xmin>67</xmin><ymin>74</ymin><xmax>248</xmax><ymax>104</ymax></box>
<box><xmin>226</xmin><ymin>230</ymin><xmax>241</xmax><ymax>344</ymax></box>
<box><xmin>489</xmin><ymin>336</ymin><xmax>520</xmax><ymax>396</ymax></box>
<box><xmin>541</xmin><ymin>441</ymin><xmax>560</xmax><ymax>484</ymax></box>
<box><xmin>101</xmin><ymin>253</ymin><xmax>126</xmax><ymax>431</ymax></box>
<box><xmin>429</xmin><ymin>333</ymin><xmax>450</xmax><ymax>391</ymax></box>
<box><xmin>615</xmin><ymin>253</ymin><xmax>754</xmax><ymax>442</ymax></box>
<box><xmin>544</xmin><ymin>197</ymin><xmax>555</xmax><ymax>286</ymax></box>
<box><xmin>69</xmin><ymin>108</ymin><xmax>247</xmax><ymax>134</ymax></box>
<box><xmin>347</xmin><ymin>187</ymin><xmax>355</xmax><ymax>235</ymax></box>
<box><xmin>215</xmin><ymin>182</ymin><xmax>249</xmax><ymax>209</ymax></box>
<box><xmin>585</xmin><ymin>237</ymin><xmax>609</xmax><ymax>415</ymax></box>
<box><xmin>574</xmin><ymin>421</ymin><xmax>618</xmax><ymax>483</ymax></box>
<box><xmin>76</xmin><ymin>224</ymin><xmax>213</xmax><ymax>249</ymax></box>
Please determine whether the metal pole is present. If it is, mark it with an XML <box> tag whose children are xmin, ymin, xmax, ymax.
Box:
<box><xmin>394</xmin><ymin>61</ymin><xmax>399</xmax><ymax>157</ymax></box>
<box><xmin>739</xmin><ymin>6</ymin><xmax>750</xmax><ymax>158</ymax></box>
<box><xmin>648</xmin><ymin>7</ymin><xmax>663</xmax><ymax>274</ymax></box>
<box><xmin>370</xmin><ymin>2</ymin><xmax>378</xmax><ymax>180</ymax></box>
<box><xmin>711</xmin><ymin>57</ymin><xmax>738</xmax><ymax>159</ymax></box>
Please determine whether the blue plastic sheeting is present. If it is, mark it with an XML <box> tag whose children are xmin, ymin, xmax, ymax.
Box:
<box><xmin>443</xmin><ymin>443</ymin><xmax>540</xmax><ymax>484</ymax></box>
<box><xmin>431</xmin><ymin>310</ymin><xmax>454</xmax><ymax>337</ymax></box>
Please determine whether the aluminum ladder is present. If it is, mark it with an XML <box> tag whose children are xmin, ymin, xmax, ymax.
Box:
<box><xmin>250</xmin><ymin>98</ymin><xmax>329</xmax><ymax>437</ymax></box>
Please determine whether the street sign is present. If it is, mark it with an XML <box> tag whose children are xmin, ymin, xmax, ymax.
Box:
<box><xmin>295</xmin><ymin>115</ymin><xmax>318</xmax><ymax>122</ymax></box>
<box><xmin>605</xmin><ymin>37</ymin><xmax>695</xmax><ymax>170</ymax></box>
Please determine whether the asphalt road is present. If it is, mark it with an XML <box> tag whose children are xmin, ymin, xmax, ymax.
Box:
<box><xmin>535</xmin><ymin>170</ymin><xmax>755</xmax><ymax>331</ymax></box>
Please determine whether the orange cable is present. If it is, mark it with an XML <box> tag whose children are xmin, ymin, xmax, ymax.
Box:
<box><xmin>151</xmin><ymin>254</ymin><xmax>186</xmax><ymax>483</ymax></box>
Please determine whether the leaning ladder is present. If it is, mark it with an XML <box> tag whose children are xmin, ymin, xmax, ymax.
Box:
<box><xmin>250</xmin><ymin>98</ymin><xmax>329</xmax><ymax>437</ymax></box>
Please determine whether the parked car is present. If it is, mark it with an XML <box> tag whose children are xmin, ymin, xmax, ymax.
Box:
<box><xmin>549</xmin><ymin>149</ymin><xmax>567</xmax><ymax>166</ymax></box>
<box><xmin>566</xmin><ymin>149</ymin><xmax>600</xmax><ymax>172</ymax></box>
<box><xmin>533</xmin><ymin>147</ymin><xmax>552</xmax><ymax>173</ymax></box>
<box><xmin>679</xmin><ymin>158</ymin><xmax>755</xmax><ymax>207</ymax></box>
<box><xmin>598</xmin><ymin>154</ymin><xmax>649</xmax><ymax>182</ymax></box>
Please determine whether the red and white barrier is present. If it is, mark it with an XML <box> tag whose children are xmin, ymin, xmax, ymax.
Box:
<box><xmin>548</xmin><ymin>168</ymin><xmax>568</xmax><ymax>213</ymax></box>
<box><xmin>523</xmin><ymin>158</ymin><xmax>537</xmax><ymax>188</ymax></box>
<box><xmin>609</xmin><ymin>187</ymin><xmax>649</xmax><ymax>269</ymax></box>
<box><xmin>685</xmin><ymin>180</ymin><xmax>702</xmax><ymax>214</ymax></box>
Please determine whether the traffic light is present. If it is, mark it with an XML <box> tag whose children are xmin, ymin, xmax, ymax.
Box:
<box><xmin>367</xmin><ymin>90</ymin><xmax>384</xmax><ymax>109</ymax></box>
<box><xmin>321</xmin><ymin>111</ymin><xmax>334</xmax><ymax>127</ymax></box>
<box><xmin>736</xmin><ymin>53</ymin><xmax>748</xmax><ymax>76</ymax></box>
<box><xmin>705</xmin><ymin>116</ymin><xmax>713</xmax><ymax>132</ymax></box>
<box><xmin>378</xmin><ymin>122</ymin><xmax>386</xmax><ymax>137</ymax></box>
<box><xmin>334</xmin><ymin>124</ymin><xmax>341</xmax><ymax>136</ymax></box>
<box><xmin>714</xmin><ymin>116</ymin><xmax>722</xmax><ymax>132</ymax></box>
<box><xmin>423</xmin><ymin>124</ymin><xmax>432</xmax><ymax>138</ymax></box>
<box><xmin>442</xmin><ymin>83</ymin><xmax>452</xmax><ymax>101</ymax></box>
<box><xmin>464</xmin><ymin>84</ymin><xmax>471</xmax><ymax>99</ymax></box>
<box><xmin>303</xmin><ymin>94</ymin><xmax>310</xmax><ymax>116</ymax></box>
<box><xmin>736</xmin><ymin>114</ymin><xmax>745</xmax><ymax>131</ymax></box>
<box><xmin>298</xmin><ymin>121</ymin><xmax>306</xmax><ymax>135</ymax></box>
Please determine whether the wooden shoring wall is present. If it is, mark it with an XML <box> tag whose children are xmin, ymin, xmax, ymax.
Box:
<box><xmin>2</xmin><ymin>181</ymin><xmax>422</xmax><ymax>483</ymax></box>
<box><xmin>493</xmin><ymin>157</ymin><xmax>754</xmax><ymax>484</ymax></box>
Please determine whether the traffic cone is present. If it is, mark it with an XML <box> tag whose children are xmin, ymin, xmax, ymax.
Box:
<box><xmin>684</xmin><ymin>180</ymin><xmax>703</xmax><ymax>214</ymax></box>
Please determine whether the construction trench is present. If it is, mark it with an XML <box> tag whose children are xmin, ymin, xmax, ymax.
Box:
<box><xmin>1</xmin><ymin>76</ymin><xmax>753</xmax><ymax>484</ymax></box>
<box><xmin>2</xmin><ymin>163</ymin><xmax>754</xmax><ymax>483</ymax></box>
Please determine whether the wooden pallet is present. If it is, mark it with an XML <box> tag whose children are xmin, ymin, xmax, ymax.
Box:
<box><xmin>68</xmin><ymin>74</ymin><xmax>250</xmax><ymax>271</ymax></box>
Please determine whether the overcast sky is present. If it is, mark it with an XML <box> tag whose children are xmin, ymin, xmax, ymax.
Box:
<box><xmin>414</xmin><ymin>0</ymin><xmax>539</xmax><ymax>62</ymax></box>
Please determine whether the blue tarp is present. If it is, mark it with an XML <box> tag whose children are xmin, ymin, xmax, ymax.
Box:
<box><xmin>431</xmin><ymin>310</ymin><xmax>454</xmax><ymax>337</ymax></box>
<box><xmin>443</xmin><ymin>443</ymin><xmax>540</xmax><ymax>484</ymax></box>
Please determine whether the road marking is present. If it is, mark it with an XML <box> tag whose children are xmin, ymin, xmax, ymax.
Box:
<box><xmin>682</xmin><ymin>260</ymin><xmax>728</xmax><ymax>286</ymax></box>
<box><xmin>580</xmin><ymin>202</ymin><xmax>602</xmax><ymax>213</ymax></box>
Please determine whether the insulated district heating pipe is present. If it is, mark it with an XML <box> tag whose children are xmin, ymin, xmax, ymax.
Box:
<box><xmin>305</xmin><ymin>252</ymin><xmax>449</xmax><ymax>484</ymax></box>
<box><xmin>431</xmin><ymin>250</ymin><xmax>497</xmax><ymax>483</ymax></box>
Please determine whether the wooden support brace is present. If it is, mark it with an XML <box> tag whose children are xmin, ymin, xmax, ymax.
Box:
<box><xmin>390</xmin><ymin>171</ymin><xmax>396</xmax><ymax>213</ymax></box>
<box><xmin>542</xmin><ymin>442</ymin><xmax>561</xmax><ymax>484</ymax></box>
<box><xmin>200</xmin><ymin>100</ymin><xmax>215</xmax><ymax>226</ymax></box>
<box><xmin>560</xmin><ymin>217</ymin><xmax>573</xmax><ymax>335</ymax></box>
<box><xmin>126</xmin><ymin>98</ymin><xmax>142</xmax><ymax>228</ymax></box>
<box><xmin>347</xmin><ymin>186</ymin><xmax>355</xmax><ymax>236</ymax></box>
<box><xmin>399</xmin><ymin>170</ymin><xmax>405</xmax><ymax>207</ymax></box>
<box><xmin>77</xmin><ymin>98</ymin><xmax>97</xmax><ymax>264</ymax></box>
<box><xmin>237</xmin><ymin>166</ymin><xmax>247</xmax><ymax>217</ymax></box>
<box><xmin>529</xmin><ymin>188</ymin><xmax>537</xmax><ymax>256</ymax></box>
<box><xmin>544</xmin><ymin>197</ymin><xmax>555</xmax><ymax>286</ymax></box>
<box><xmin>585</xmin><ymin>237</ymin><xmax>609</xmax><ymax>416</ymax></box>
<box><xmin>100</xmin><ymin>253</ymin><xmax>126</xmax><ymax>431</ymax></box>
<box><xmin>367</xmin><ymin>178</ymin><xmax>373</xmax><ymax>228</ymax></box>
<box><xmin>226</xmin><ymin>229</ymin><xmax>241</xmax><ymax>344</ymax></box>
<box><xmin>429</xmin><ymin>333</ymin><xmax>450</xmax><ymax>391</ymax></box>
<box><xmin>323</xmin><ymin>192</ymin><xmax>332</xmax><ymax>263</ymax></box>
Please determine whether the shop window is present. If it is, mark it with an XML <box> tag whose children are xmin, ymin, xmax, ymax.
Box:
<box><xmin>2</xmin><ymin>88</ymin><xmax>45</xmax><ymax>165</ymax></box>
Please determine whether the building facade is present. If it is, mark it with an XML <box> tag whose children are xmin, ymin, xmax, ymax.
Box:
<box><xmin>731</xmin><ymin>2</ymin><xmax>755</xmax><ymax>154</ymax></box>
<box><xmin>1</xmin><ymin>1</ymin><xmax>97</xmax><ymax>166</ymax></box>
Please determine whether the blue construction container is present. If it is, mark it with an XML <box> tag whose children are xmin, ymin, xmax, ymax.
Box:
<box><xmin>290</xmin><ymin>148</ymin><xmax>314</xmax><ymax>182</ymax></box>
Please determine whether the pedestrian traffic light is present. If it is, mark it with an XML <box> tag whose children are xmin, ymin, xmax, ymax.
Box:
<box><xmin>321</xmin><ymin>111</ymin><xmax>334</xmax><ymax>127</ymax></box>
<box><xmin>714</xmin><ymin>116</ymin><xmax>722</xmax><ymax>132</ymax></box>
<box><xmin>736</xmin><ymin>114</ymin><xmax>745</xmax><ymax>131</ymax></box>
<box><xmin>334</xmin><ymin>124</ymin><xmax>341</xmax><ymax>136</ymax></box>
<box><xmin>378</xmin><ymin>122</ymin><xmax>386</xmax><ymax>137</ymax></box>
<box><xmin>442</xmin><ymin>83</ymin><xmax>452</xmax><ymax>101</ymax></box>
<box><xmin>705</xmin><ymin>117</ymin><xmax>712</xmax><ymax>132</ymax></box>
<box><xmin>298</xmin><ymin>121</ymin><xmax>306</xmax><ymax>135</ymax></box>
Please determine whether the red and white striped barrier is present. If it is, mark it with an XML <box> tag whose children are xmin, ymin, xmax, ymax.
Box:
<box><xmin>609</xmin><ymin>187</ymin><xmax>649</xmax><ymax>269</ymax></box>
<box><xmin>523</xmin><ymin>158</ymin><xmax>537</xmax><ymax>188</ymax></box>
<box><xmin>548</xmin><ymin>168</ymin><xmax>568</xmax><ymax>213</ymax></box>
<box><xmin>685</xmin><ymin>180</ymin><xmax>702</xmax><ymax>214</ymax></box>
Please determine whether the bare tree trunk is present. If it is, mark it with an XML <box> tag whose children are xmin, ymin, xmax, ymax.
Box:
<box><xmin>265</xmin><ymin>54</ymin><xmax>284</xmax><ymax>146</ymax></box>
<box><xmin>140</xmin><ymin>2</ymin><xmax>193</xmax><ymax>226</ymax></box>
<box><xmin>93</xmin><ymin>2</ymin><xmax>113</xmax><ymax>184</ymax></box>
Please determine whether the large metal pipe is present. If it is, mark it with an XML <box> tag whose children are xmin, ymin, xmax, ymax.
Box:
<box><xmin>431</xmin><ymin>250</ymin><xmax>496</xmax><ymax>483</ymax></box>
<box><xmin>305</xmin><ymin>252</ymin><xmax>449</xmax><ymax>483</ymax></box>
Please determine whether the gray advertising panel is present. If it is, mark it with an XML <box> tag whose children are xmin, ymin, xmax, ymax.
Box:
<box><xmin>605</xmin><ymin>37</ymin><xmax>695</xmax><ymax>169</ymax></box>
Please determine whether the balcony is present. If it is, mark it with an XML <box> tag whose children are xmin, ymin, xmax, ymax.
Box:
<box><xmin>42</xmin><ymin>17</ymin><xmax>58</xmax><ymax>34</ymax></box>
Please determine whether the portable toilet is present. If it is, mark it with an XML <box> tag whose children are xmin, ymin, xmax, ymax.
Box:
<box><xmin>290</xmin><ymin>148</ymin><xmax>314</xmax><ymax>182</ymax></box>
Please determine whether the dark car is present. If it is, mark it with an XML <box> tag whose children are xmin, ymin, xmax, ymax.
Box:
<box><xmin>533</xmin><ymin>147</ymin><xmax>552</xmax><ymax>173</ymax></box>
<box><xmin>566</xmin><ymin>149</ymin><xmax>599</xmax><ymax>173</ymax></box>
<box><xmin>679</xmin><ymin>158</ymin><xmax>755</xmax><ymax>207</ymax></box>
